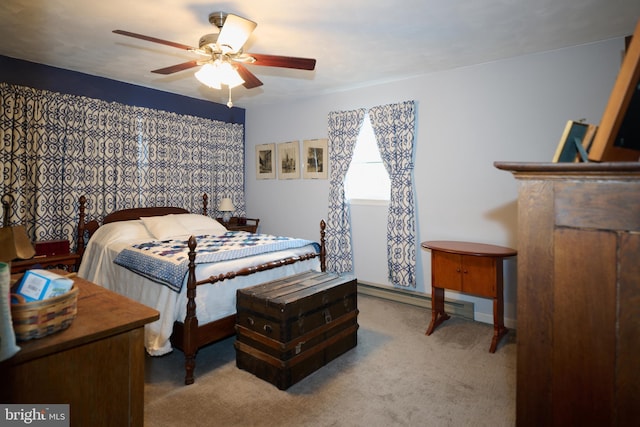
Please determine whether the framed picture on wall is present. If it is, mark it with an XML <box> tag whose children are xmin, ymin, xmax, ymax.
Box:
<box><xmin>256</xmin><ymin>143</ymin><xmax>276</xmax><ymax>179</ymax></box>
<box><xmin>302</xmin><ymin>139</ymin><xmax>328</xmax><ymax>179</ymax></box>
<box><xmin>278</xmin><ymin>141</ymin><xmax>300</xmax><ymax>179</ymax></box>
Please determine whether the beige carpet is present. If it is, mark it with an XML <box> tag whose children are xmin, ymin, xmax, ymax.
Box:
<box><xmin>144</xmin><ymin>294</ymin><xmax>516</xmax><ymax>427</ymax></box>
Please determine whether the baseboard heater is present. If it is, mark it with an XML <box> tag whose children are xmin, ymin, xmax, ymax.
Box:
<box><xmin>357</xmin><ymin>281</ymin><xmax>474</xmax><ymax>321</ymax></box>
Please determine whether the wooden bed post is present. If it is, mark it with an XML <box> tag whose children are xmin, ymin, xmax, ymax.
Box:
<box><xmin>320</xmin><ymin>219</ymin><xmax>326</xmax><ymax>272</ymax></box>
<box><xmin>77</xmin><ymin>196</ymin><xmax>87</xmax><ymax>258</ymax></box>
<box><xmin>183</xmin><ymin>235</ymin><xmax>199</xmax><ymax>385</ymax></box>
<box><xmin>75</xmin><ymin>196</ymin><xmax>101</xmax><ymax>263</ymax></box>
<box><xmin>202</xmin><ymin>193</ymin><xmax>208</xmax><ymax>217</ymax></box>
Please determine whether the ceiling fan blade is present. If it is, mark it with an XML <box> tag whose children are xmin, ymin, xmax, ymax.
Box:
<box><xmin>235</xmin><ymin>63</ymin><xmax>263</xmax><ymax>89</ymax></box>
<box><xmin>247</xmin><ymin>53</ymin><xmax>316</xmax><ymax>70</ymax></box>
<box><xmin>113</xmin><ymin>30</ymin><xmax>195</xmax><ymax>51</ymax></box>
<box><xmin>217</xmin><ymin>14</ymin><xmax>257</xmax><ymax>53</ymax></box>
<box><xmin>151</xmin><ymin>60</ymin><xmax>199</xmax><ymax>75</ymax></box>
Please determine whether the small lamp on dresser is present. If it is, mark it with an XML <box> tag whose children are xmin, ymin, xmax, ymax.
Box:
<box><xmin>219</xmin><ymin>198</ymin><xmax>234</xmax><ymax>224</ymax></box>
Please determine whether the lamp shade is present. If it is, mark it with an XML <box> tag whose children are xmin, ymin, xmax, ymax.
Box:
<box><xmin>1</xmin><ymin>194</ymin><xmax>35</xmax><ymax>262</ymax></box>
<box><xmin>195</xmin><ymin>63</ymin><xmax>222</xmax><ymax>89</ymax></box>
<box><xmin>195</xmin><ymin>61</ymin><xmax>245</xmax><ymax>89</ymax></box>
<box><xmin>0</xmin><ymin>225</ymin><xmax>35</xmax><ymax>262</ymax></box>
<box><xmin>219</xmin><ymin>198</ymin><xmax>235</xmax><ymax>212</ymax></box>
<box><xmin>218</xmin><ymin>61</ymin><xmax>245</xmax><ymax>88</ymax></box>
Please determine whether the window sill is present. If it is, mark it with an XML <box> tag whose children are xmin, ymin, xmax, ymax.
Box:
<box><xmin>348</xmin><ymin>199</ymin><xmax>389</xmax><ymax>206</ymax></box>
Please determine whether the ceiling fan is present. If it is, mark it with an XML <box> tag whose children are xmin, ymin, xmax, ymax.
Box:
<box><xmin>113</xmin><ymin>11</ymin><xmax>316</xmax><ymax>107</ymax></box>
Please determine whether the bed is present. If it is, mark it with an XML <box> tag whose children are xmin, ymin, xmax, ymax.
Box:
<box><xmin>75</xmin><ymin>194</ymin><xmax>326</xmax><ymax>384</ymax></box>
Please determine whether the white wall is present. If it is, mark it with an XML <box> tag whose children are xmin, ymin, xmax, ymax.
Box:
<box><xmin>244</xmin><ymin>38</ymin><xmax>624</xmax><ymax>327</ymax></box>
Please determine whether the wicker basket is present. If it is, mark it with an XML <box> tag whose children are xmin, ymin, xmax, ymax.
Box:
<box><xmin>11</xmin><ymin>284</ymin><xmax>79</xmax><ymax>341</ymax></box>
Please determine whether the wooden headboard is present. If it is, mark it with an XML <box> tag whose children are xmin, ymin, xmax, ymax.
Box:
<box><xmin>76</xmin><ymin>193</ymin><xmax>209</xmax><ymax>258</ymax></box>
<box><xmin>103</xmin><ymin>206</ymin><xmax>189</xmax><ymax>224</ymax></box>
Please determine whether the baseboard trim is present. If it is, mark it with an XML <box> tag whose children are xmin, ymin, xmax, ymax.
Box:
<box><xmin>357</xmin><ymin>281</ymin><xmax>474</xmax><ymax>321</ymax></box>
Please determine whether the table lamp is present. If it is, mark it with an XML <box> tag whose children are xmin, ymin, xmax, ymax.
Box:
<box><xmin>219</xmin><ymin>198</ymin><xmax>235</xmax><ymax>223</ymax></box>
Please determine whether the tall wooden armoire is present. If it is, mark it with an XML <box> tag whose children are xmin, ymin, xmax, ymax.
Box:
<box><xmin>495</xmin><ymin>161</ymin><xmax>640</xmax><ymax>427</ymax></box>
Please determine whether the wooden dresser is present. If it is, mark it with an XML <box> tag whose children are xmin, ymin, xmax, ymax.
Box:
<box><xmin>494</xmin><ymin>162</ymin><xmax>640</xmax><ymax>427</ymax></box>
<box><xmin>10</xmin><ymin>253</ymin><xmax>81</xmax><ymax>274</ymax></box>
<box><xmin>1</xmin><ymin>273</ymin><xmax>159</xmax><ymax>427</ymax></box>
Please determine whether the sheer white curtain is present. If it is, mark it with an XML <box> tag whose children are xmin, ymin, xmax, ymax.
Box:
<box><xmin>0</xmin><ymin>83</ymin><xmax>245</xmax><ymax>251</ymax></box>
<box><xmin>325</xmin><ymin>108</ymin><xmax>365</xmax><ymax>273</ymax></box>
<box><xmin>368</xmin><ymin>100</ymin><xmax>416</xmax><ymax>287</ymax></box>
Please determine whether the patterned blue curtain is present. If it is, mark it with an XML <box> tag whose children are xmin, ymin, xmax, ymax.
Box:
<box><xmin>210</xmin><ymin>121</ymin><xmax>246</xmax><ymax>217</ymax></box>
<box><xmin>368</xmin><ymin>100</ymin><xmax>416</xmax><ymax>287</ymax></box>
<box><xmin>325</xmin><ymin>108</ymin><xmax>365</xmax><ymax>273</ymax></box>
<box><xmin>0</xmin><ymin>83</ymin><xmax>245</xmax><ymax>251</ymax></box>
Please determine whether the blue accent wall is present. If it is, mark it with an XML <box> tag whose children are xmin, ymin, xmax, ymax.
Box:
<box><xmin>0</xmin><ymin>55</ymin><xmax>245</xmax><ymax>124</ymax></box>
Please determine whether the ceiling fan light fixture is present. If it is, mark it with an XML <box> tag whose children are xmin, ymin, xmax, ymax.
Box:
<box><xmin>195</xmin><ymin>61</ymin><xmax>245</xmax><ymax>90</ymax></box>
<box><xmin>195</xmin><ymin>63</ymin><xmax>222</xmax><ymax>89</ymax></box>
<box><xmin>218</xmin><ymin>61</ymin><xmax>245</xmax><ymax>88</ymax></box>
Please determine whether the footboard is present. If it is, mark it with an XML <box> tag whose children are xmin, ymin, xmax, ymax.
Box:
<box><xmin>178</xmin><ymin>220</ymin><xmax>327</xmax><ymax>385</ymax></box>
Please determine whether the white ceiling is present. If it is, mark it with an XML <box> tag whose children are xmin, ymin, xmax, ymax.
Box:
<box><xmin>1</xmin><ymin>1</ymin><xmax>639</xmax><ymax>109</ymax></box>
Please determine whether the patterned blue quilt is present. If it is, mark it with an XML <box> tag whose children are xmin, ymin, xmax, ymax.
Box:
<box><xmin>114</xmin><ymin>231</ymin><xmax>318</xmax><ymax>292</ymax></box>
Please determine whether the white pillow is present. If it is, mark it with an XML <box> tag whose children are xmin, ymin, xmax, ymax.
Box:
<box><xmin>90</xmin><ymin>220</ymin><xmax>152</xmax><ymax>246</ymax></box>
<box><xmin>173</xmin><ymin>213</ymin><xmax>228</xmax><ymax>235</ymax></box>
<box><xmin>140</xmin><ymin>215</ymin><xmax>190</xmax><ymax>240</ymax></box>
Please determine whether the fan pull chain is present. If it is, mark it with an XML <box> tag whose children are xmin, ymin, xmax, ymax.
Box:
<box><xmin>227</xmin><ymin>87</ymin><xmax>233</xmax><ymax>108</ymax></box>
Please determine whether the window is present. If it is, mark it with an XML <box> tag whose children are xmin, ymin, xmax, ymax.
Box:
<box><xmin>344</xmin><ymin>114</ymin><xmax>390</xmax><ymax>201</ymax></box>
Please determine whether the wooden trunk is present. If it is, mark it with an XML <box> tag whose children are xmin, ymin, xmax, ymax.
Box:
<box><xmin>235</xmin><ymin>271</ymin><xmax>358</xmax><ymax>390</ymax></box>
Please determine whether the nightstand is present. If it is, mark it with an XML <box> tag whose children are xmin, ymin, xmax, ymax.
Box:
<box><xmin>421</xmin><ymin>240</ymin><xmax>516</xmax><ymax>353</ymax></box>
<box><xmin>10</xmin><ymin>253</ymin><xmax>81</xmax><ymax>274</ymax></box>
<box><xmin>217</xmin><ymin>216</ymin><xmax>260</xmax><ymax>233</ymax></box>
